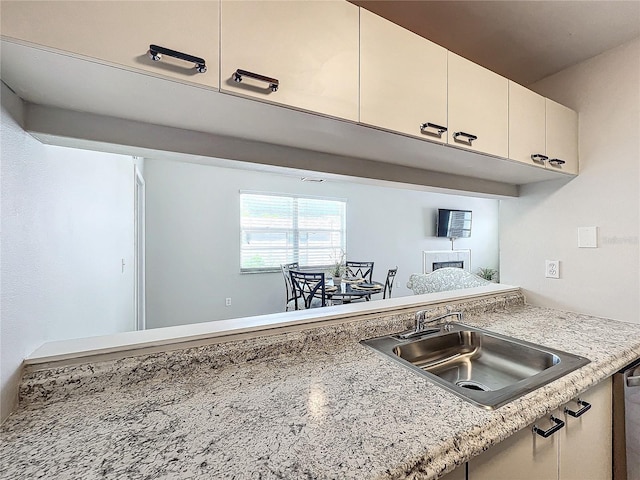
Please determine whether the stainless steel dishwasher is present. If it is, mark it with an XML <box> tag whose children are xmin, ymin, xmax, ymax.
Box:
<box><xmin>614</xmin><ymin>358</ymin><xmax>640</xmax><ymax>480</ymax></box>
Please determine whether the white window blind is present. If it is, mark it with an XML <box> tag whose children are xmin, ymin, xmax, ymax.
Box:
<box><xmin>240</xmin><ymin>192</ymin><xmax>346</xmax><ymax>273</ymax></box>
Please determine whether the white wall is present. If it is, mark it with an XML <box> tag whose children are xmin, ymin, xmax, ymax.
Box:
<box><xmin>1</xmin><ymin>85</ymin><xmax>137</xmax><ymax>421</ymax></box>
<box><xmin>144</xmin><ymin>158</ymin><xmax>500</xmax><ymax>328</ymax></box>
<box><xmin>500</xmin><ymin>38</ymin><xmax>640</xmax><ymax>323</ymax></box>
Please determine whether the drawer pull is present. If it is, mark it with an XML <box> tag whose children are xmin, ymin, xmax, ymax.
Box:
<box><xmin>533</xmin><ymin>415</ymin><xmax>565</xmax><ymax>438</ymax></box>
<box><xmin>420</xmin><ymin>122</ymin><xmax>448</xmax><ymax>138</ymax></box>
<box><xmin>233</xmin><ymin>69</ymin><xmax>279</xmax><ymax>92</ymax></box>
<box><xmin>531</xmin><ymin>153</ymin><xmax>548</xmax><ymax>164</ymax></box>
<box><xmin>548</xmin><ymin>158</ymin><xmax>566</xmax><ymax>167</ymax></box>
<box><xmin>147</xmin><ymin>44</ymin><xmax>207</xmax><ymax>73</ymax></box>
<box><xmin>628</xmin><ymin>375</ymin><xmax>640</xmax><ymax>387</ymax></box>
<box><xmin>453</xmin><ymin>131</ymin><xmax>478</xmax><ymax>146</ymax></box>
<box><xmin>564</xmin><ymin>399</ymin><xmax>591</xmax><ymax>417</ymax></box>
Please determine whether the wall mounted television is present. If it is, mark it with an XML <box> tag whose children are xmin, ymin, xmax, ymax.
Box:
<box><xmin>436</xmin><ymin>209</ymin><xmax>472</xmax><ymax>238</ymax></box>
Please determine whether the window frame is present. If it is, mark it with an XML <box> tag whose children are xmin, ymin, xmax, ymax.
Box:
<box><xmin>239</xmin><ymin>191</ymin><xmax>347</xmax><ymax>274</ymax></box>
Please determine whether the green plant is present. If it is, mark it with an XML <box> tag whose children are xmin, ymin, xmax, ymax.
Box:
<box><xmin>477</xmin><ymin>267</ymin><xmax>498</xmax><ymax>281</ymax></box>
<box><xmin>328</xmin><ymin>250</ymin><xmax>346</xmax><ymax>277</ymax></box>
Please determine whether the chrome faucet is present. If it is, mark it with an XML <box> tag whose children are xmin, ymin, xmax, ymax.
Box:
<box><xmin>398</xmin><ymin>311</ymin><xmax>463</xmax><ymax>339</ymax></box>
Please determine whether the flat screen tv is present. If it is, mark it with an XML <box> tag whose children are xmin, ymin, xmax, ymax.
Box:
<box><xmin>436</xmin><ymin>209</ymin><xmax>472</xmax><ymax>238</ymax></box>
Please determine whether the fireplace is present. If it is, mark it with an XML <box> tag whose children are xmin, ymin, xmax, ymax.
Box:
<box><xmin>433</xmin><ymin>260</ymin><xmax>464</xmax><ymax>270</ymax></box>
<box><xmin>423</xmin><ymin>250</ymin><xmax>471</xmax><ymax>273</ymax></box>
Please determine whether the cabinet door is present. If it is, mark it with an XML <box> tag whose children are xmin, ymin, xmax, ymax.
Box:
<box><xmin>220</xmin><ymin>0</ymin><xmax>359</xmax><ymax>121</ymax></box>
<box><xmin>441</xmin><ymin>465</ymin><xmax>467</xmax><ymax>480</ymax></box>
<box><xmin>360</xmin><ymin>9</ymin><xmax>448</xmax><ymax>142</ymax></box>
<box><xmin>546</xmin><ymin>99</ymin><xmax>579</xmax><ymax>175</ymax></box>
<box><xmin>0</xmin><ymin>1</ymin><xmax>219</xmax><ymax>89</ymax></box>
<box><xmin>468</xmin><ymin>418</ymin><xmax>559</xmax><ymax>480</ymax></box>
<box><xmin>509</xmin><ymin>81</ymin><xmax>547</xmax><ymax>167</ymax></box>
<box><xmin>448</xmin><ymin>52</ymin><xmax>509</xmax><ymax>158</ymax></box>
<box><xmin>560</xmin><ymin>377</ymin><xmax>612</xmax><ymax>480</ymax></box>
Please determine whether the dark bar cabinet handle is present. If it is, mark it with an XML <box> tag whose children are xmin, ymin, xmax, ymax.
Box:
<box><xmin>420</xmin><ymin>122</ymin><xmax>448</xmax><ymax>138</ymax></box>
<box><xmin>564</xmin><ymin>399</ymin><xmax>591</xmax><ymax>418</ymax></box>
<box><xmin>453</xmin><ymin>131</ymin><xmax>478</xmax><ymax>145</ymax></box>
<box><xmin>531</xmin><ymin>153</ymin><xmax>548</xmax><ymax>164</ymax></box>
<box><xmin>147</xmin><ymin>44</ymin><xmax>207</xmax><ymax>73</ymax></box>
<box><xmin>533</xmin><ymin>415</ymin><xmax>565</xmax><ymax>438</ymax></box>
<box><xmin>233</xmin><ymin>69</ymin><xmax>279</xmax><ymax>92</ymax></box>
<box><xmin>548</xmin><ymin>158</ymin><xmax>566</xmax><ymax>167</ymax></box>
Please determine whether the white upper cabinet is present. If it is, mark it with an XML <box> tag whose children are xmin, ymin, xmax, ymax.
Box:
<box><xmin>509</xmin><ymin>81</ymin><xmax>547</xmax><ymax>167</ymax></box>
<box><xmin>220</xmin><ymin>0</ymin><xmax>359</xmax><ymax>122</ymax></box>
<box><xmin>360</xmin><ymin>9</ymin><xmax>448</xmax><ymax>143</ymax></box>
<box><xmin>0</xmin><ymin>1</ymin><xmax>220</xmax><ymax>89</ymax></box>
<box><xmin>546</xmin><ymin>99</ymin><xmax>579</xmax><ymax>175</ymax></box>
<box><xmin>448</xmin><ymin>52</ymin><xmax>509</xmax><ymax>158</ymax></box>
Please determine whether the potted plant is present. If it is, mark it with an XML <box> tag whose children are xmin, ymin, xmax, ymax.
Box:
<box><xmin>477</xmin><ymin>267</ymin><xmax>498</xmax><ymax>282</ymax></box>
<box><xmin>328</xmin><ymin>250</ymin><xmax>346</xmax><ymax>285</ymax></box>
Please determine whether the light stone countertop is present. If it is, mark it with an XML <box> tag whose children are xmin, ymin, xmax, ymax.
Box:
<box><xmin>2</xmin><ymin>294</ymin><xmax>640</xmax><ymax>480</ymax></box>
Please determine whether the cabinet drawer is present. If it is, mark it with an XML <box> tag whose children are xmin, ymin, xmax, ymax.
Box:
<box><xmin>220</xmin><ymin>0</ymin><xmax>359</xmax><ymax>121</ymax></box>
<box><xmin>1</xmin><ymin>0</ymin><xmax>219</xmax><ymax>89</ymax></box>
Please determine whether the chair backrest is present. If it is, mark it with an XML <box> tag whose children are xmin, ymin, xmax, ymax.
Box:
<box><xmin>345</xmin><ymin>261</ymin><xmax>374</xmax><ymax>282</ymax></box>
<box><xmin>280</xmin><ymin>262</ymin><xmax>299</xmax><ymax>311</ymax></box>
<box><xmin>383</xmin><ymin>266</ymin><xmax>398</xmax><ymax>299</ymax></box>
<box><xmin>289</xmin><ymin>270</ymin><xmax>326</xmax><ymax>309</ymax></box>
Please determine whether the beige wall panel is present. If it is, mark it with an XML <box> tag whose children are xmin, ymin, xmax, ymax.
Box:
<box><xmin>220</xmin><ymin>0</ymin><xmax>359</xmax><ymax>121</ymax></box>
<box><xmin>448</xmin><ymin>52</ymin><xmax>509</xmax><ymax>158</ymax></box>
<box><xmin>360</xmin><ymin>9</ymin><xmax>447</xmax><ymax>142</ymax></box>
<box><xmin>1</xmin><ymin>0</ymin><xmax>220</xmax><ymax>89</ymax></box>
<box><xmin>509</xmin><ymin>81</ymin><xmax>547</xmax><ymax>167</ymax></box>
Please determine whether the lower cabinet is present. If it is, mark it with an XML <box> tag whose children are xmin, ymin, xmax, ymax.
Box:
<box><xmin>468</xmin><ymin>378</ymin><xmax>612</xmax><ymax>480</ymax></box>
<box><xmin>441</xmin><ymin>465</ymin><xmax>467</xmax><ymax>480</ymax></box>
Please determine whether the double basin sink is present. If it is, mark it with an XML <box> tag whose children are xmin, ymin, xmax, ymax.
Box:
<box><xmin>362</xmin><ymin>323</ymin><xmax>590</xmax><ymax>409</ymax></box>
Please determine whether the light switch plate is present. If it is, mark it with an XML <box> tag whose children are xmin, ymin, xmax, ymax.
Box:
<box><xmin>578</xmin><ymin>227</ymin><xmax>598</xmax><ymax>248</ymax></box>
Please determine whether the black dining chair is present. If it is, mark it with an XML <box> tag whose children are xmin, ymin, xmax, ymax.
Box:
<box><xmin>345</xmin><ymin>261</ymin><xmax>374</xmax><ymax>282</ymax></box>
<box><xmin>280</xmin><ymin>262</ymin><xmax>299</xmax><ymax>311</ymax></box>
<box><xmin>289</xmin><ymin>270</ymin><xmax>327</xmax><ymax>310</ymax></box>
<box><xmin>383</xmin><ymin>266</ymin><xmax>398</xmax><ymax>299</ymax></box>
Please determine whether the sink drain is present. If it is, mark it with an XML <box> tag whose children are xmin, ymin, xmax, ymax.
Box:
<box><xmin>456</xmin><ymin>380</ymin><xmax>491</xmax><ymax>392</ymax></box>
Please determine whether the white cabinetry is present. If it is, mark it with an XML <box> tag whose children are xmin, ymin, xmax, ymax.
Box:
<box><xmin>447</xmin><ymin>52</ymin><xmax>509</xmax><ymax>158</ymax></box>
<box><xmin>0</xmin><ymin>0</ymin><xmax>219</xmax><ymax>89</ymax></box>
<box><xmin>509</xmin><ymin>81</ymin><xmax>547</xmax><ymax>167</ymax></box>
<box><xmin>546</xmin><ymin>99</ymin><xmax>579</xmax><ymax>175</ymax></box>
<box><xmin>220</xmin><ymin>0</ymin><xmax>359</xmax><ymax>121</ymax></box>
<box><xmin>468</xmin><ymin>378</ymin><xmax>612</xmax><ymax>480</ymax></box>
<box><xmin>508</xmin><ymin>82</ymin><xmax>579</xmax><ymax>174</ymax></box>
<box><xmin>360</xmin><ymin>9</ymin><xmax>448</xmax><ymax>142</ymax></box>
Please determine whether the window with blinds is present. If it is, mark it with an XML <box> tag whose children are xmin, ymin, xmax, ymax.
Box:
<box><xmin>240</xmin><ymin>192</ymin><xmax>346</xmax><ymax>273</ymax></box>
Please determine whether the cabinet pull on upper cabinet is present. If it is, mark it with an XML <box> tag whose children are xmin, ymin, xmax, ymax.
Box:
<box><xmin>147</xmin><ymin>44</ymin><xmax>207</xmax><ymax>73</ymax></box>
<box><xmin>453</xmin><ymin>131</ymin><xmax>478</xmax><ymax>145</ymax></box>
<box><xmin>531</xmin><ymin>154</ymin><xmax>548</xmax><ymax>164</ymax></box>
<box><xmin>233</xmin><ymin>69</ymin><xmax>279</xmax><ymax>92</ymax></box>
<box><xmin>420</xmin><ymin>122</ymin><xmax>448</xmax><ymax>138</ymax></box>
<box><xmin>548</xmin><ymin>158</ymin><xmax>566</xmax><ymax>167</ymax></box>
<box><xmin>533</xmin><ymin>415</ymin><xmax>565</xmax><ymax>438</ymax></box>
<box><xmin>564</xmin><ymin>399</ymin><xmax>592</xmax><ymax>418</ymax></box>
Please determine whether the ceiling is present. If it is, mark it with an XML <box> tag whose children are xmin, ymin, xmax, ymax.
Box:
<box><xmin>351</xmin><ymin>0</ymin><xmax>640</xmax><ymax>85</ymax></box>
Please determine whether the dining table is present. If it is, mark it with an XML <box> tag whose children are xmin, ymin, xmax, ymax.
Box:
<box><xmin>325</xmin><ymin>277</ymin><xmax>384</xmax><ymax>304</ymax></box>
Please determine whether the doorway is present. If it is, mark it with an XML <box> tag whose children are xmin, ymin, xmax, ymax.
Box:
<box><xmin>134</xmin><ymin>165</ymin><xmax>146</xmax><ymax>330</ymax></box>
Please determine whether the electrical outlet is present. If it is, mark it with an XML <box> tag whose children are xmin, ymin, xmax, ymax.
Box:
<box><xmin>545</xmin><ymin>260</ymin><xmax>560</xmax><ymax>279</ymax></box>
<box><xmin>225</xmin><ymin>297</ymin><xmax>232</xmax><ymax>307</ymax></box>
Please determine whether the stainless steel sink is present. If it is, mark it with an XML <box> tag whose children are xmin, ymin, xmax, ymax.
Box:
<box><xmin>361</xmin><ymin>324</ymin><xmax>590</xmax><ymax>409</ymax></box>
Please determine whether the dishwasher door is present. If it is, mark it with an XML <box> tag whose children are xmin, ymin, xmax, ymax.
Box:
<box><xmin>614</xmin><ymin>358</ymin><xmax>640</xmax><ymax>480</ymax></box>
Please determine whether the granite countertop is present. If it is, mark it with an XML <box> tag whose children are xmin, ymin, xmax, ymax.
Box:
<box><xmin>2</xmin><ymin>293</ymin><xmax>640</xmax><ymax>479</ymax></box>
